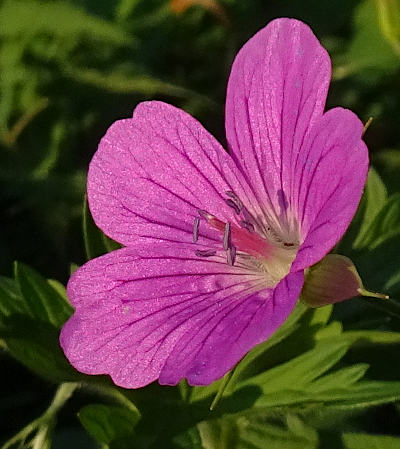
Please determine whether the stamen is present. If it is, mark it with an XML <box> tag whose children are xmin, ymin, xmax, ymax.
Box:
<box><xmin>195</xmin><ymin>249</ymin><xmax>217</xmax><ymax>257</ymax></box>
<box><xmin>193</xmin><ymin>217</ymin><xmax>200</xmax><ymax>242</ymax></box>
<box><xmin>225</xmin><ymin>198</ymin><xmax>241</xmax><ymax>215</ymax></box>
<box><xmin>227</xmin><ymin>245</ymin><xmax>237</xmax><ymax>266</ymax></box>
<box><xmin>197</xmin><ymin>209</ymin><xmax>214</xmax><ymax>220</ymax></box>
<box><xmin>239</xmin><ymin>220</ymin><xmax>255</xmax><ymax>232</ymax></box>
<box><xmin>226</xmin><ymin>191</ymin><xmax>243</xmax><ymax>207</ymax></box>
<box><xmin>223</xmin><ymin>222</ymin><xmax>231</xmax><ymax>250</ymax></box>
<box><xmin>225</xmin><ymin>191</ymin><xmax>243</xmax><ymax>213</ymax></box>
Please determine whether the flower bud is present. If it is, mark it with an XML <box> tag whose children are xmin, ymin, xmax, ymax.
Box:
<box><xmin>301</xmin><ymin>254</ymin><xmax>388</xmax><ymax>308</ymax></box>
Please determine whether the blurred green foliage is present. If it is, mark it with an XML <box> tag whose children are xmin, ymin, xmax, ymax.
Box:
<box><xmin>2</xmin><ymin>0</ymin><xmax>400</xmax><ymax>448</ymax></box>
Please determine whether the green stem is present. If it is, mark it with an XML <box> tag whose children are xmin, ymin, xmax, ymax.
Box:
<box><xmin>210</xmin><ymin>369</ymin><xmax>234</xmax><ymax>411</ymax></box>
<box><xmin>362</xmin><ymin>117</ymin><xmax>374</xmax><ymax>136</ymax></box>
<box><xmin>358</xmin><ymin>287</ymin><xmax>389</xmax><ymax>299</ymax></box>
<box><xmin>1</xmin><ymin>383</ymin><xmax>78</xmax><ymax>449</ymax></box>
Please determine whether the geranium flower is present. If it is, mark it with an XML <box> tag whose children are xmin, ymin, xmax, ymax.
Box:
<box><xmin>60</xmin><ymin>18</ymin><xmax>368</xmax><ymax>388</ymax></box>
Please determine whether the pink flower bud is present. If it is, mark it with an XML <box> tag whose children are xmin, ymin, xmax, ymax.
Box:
<box><xmin>301</xmin><ymin>254</ymin><xmax>388</xmax><ymax>308</ymax></box>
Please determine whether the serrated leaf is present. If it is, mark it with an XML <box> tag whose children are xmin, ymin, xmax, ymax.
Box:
<box><xmin>321</xmin><ymin>381</ymin><xmax>400</xmax><ymax>409</ymax></box>
<box><xmin>343</xmin><ymin>432</ymin><xmax>400</xmax><ymax>449</ymax></box>
<box><xmin>78</xmin><ymin>404</ymin><xmax>140</xmax><ymax>447</ymax></box>
<box><xmin>239</xmin><ymin>340</ymin><xmax>351</xmax><ymax>393</ymax></box>
<box><xmin>307</xmin><ymin>364</ymin><xmax>369</xmax><ymax>393</ymax></box>
<box><xmin>14</xmin><ymin>262</ymin><xmax>72</xmax><ymax>328</ymax></box>
<box><xmin>192</xmin><ymin>414</ymin><xmax>318</xmax><ymax>449</ymax></box>
<box><xmin>253</xmin><ymin>380</ymin><xmax>400</xmax><ymax>410</ymax></box>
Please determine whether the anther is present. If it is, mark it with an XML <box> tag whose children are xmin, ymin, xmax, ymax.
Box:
<box><xmin>227</xmin><ymin>245</ymin><xmax>237</xmax><ymax>266</ymax></box>
<box><xmin>239</xmin><ymin>220</ymin><xmax>255</xmax><ymax>232</ymax></box>
<box><xmin>226</xmin><ymin>190</ymin><xmax>243</xmax><ymax>205</ymax></box>
<box><xmin>193</xmin><ymin>217</ymin><xmax>200</xmax><ymax>242</ymax></box>
<box><xmin>223</xmin><ymin>222</ymin><xmax>231</xmax><ymax>250</ymax></box>
<box><xmin>195</xmin><ymin>249</ymin><xmax>217</xmax><ymax>257</ymax></box>
<box><xmin>226</xmin><ymin>198</ymin><xmax>241</xmax><ymax>215</ymax></box>
<box><xmin>197</xmin><ymin>209</ymin><xmax>213</xmax><ymax>221</ymax></box>
<box><xmin>225</xmin><ymin>191</ymin><xmax>243</xmax><ymax>212</ymax></box>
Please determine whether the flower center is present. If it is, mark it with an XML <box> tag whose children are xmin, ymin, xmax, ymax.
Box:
<box><xmin>194</xmin><ymin>191</ymin><xmax>299</xmax><ymax>286</ymax></box>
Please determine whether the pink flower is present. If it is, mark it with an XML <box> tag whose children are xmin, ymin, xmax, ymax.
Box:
<box><xmin>60</xmin><ymin>18</ymin><xmax>368</xmax><ymax>388</ymax></box>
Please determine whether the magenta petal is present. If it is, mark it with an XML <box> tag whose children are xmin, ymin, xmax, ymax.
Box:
<box><xmin>60</xmin><ymin>244</ymin><xmax>303</xmax><ymax>388</ymax></box>
<box><xmin>88</xmin><ymin>101</ymin><xmax>262</xmax><ymax>247</ymax></box>
<box><xmin>160</xmin><ymin>269</ymin><xmax>303</xmax><ymax>386</ymax></box>
<box><xmin>225</xmin><ymin>18</ymin><xmax>331</xmax><ymax>222</ymax></box>
<box><xmin>292</xmin><ymin>108</ymin><xmax>368</xmax><ymax>270</ymax></box>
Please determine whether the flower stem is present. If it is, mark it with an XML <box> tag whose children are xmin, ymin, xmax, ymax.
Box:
<box><xmin>362</xmin><ymin>117</ymin><xmax>374</xmax><ymax>136</ymax></box>
<box><xmin>209</xmin><ymin>369</ymin><xmax>234</xmax><ymax>411</ymax></box>
<box><xmin>358</xmin><ymin>287</ymin><xmax>389</xmax><ymax>300</ymax></box>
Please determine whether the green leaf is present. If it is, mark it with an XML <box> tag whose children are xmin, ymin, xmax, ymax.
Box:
<box><xmin>78</xmin><ymin>404</ymin><xmax>140</xmax><ymax>447</ymax></box>
<box><xmin>340</xmin><ymin>168</ymin><xmax>387</xmax><ymax>251</ymax></box>
<box><xmin>343</xmin><ymin>432</ymin><xmax>400</xmax><ymax>449</ymax></box>
<box><xmin>351</xmin><ymin>233</ymin><xmax>400</xmax><ymax>299</ymax></box>
<box><xmin>228</xmin><ymin>302</ymin><xmax>309</xmax><ymax>385</ymax></box>
<box><xmin>376</xmin><ymin>0</ymin><xmax>400</xmax><ymax>56</ymax></box>
<box><xmin>308</xmin><ymin>304</ymin><xmax>334</xmax><ymax>325</ymax></box>
<box><xmin>321</xmin><ymin>381</ymin><xmax>400</xmax><ymax>409</ymax></box>
<box><xmin>239</xmin><ymin>340</ymin><xmax>351</xmax><ymax>394</ymax></box>
<box><xmin>173</xmin><ymin>425</ymin><xmax>203</xmax><ymax>449</ymax></box>
<box><xmin>252</xmin><ymin>379</ymin><xmax>400</xmax><ymax>411</ymax></box>
<box><xmin>0</xmin><ymin>275</ymin><xmax>27</xmax><ymax>318</ymax></box>
<box><xmin>356</xmin><ymin>193</ymin><xmax>400</xmax><ymax>249</ymax></box>
<box><xmin>188</xmin><ymin>414</ymin><xmax>319</xmax><ymax>449</ymax></box>
<box><xmin>354</xmin><ymin>167</ymin><xmax>387</xmax><ymax>247</ymax></box>
<box><xmin>83</xmin><ymin>197</ymin><xmax>121</xmax><ymax>261</ymax></box>
<box><xmin>66</xmin><ymin>67</ymin><xmax>214</xmax><ymax>104</ymax></box>
<box><xmin>342</xmin><ymin>329</ymin><xmax>400</xmax><ymax>345</ymax></box>
<box><xmin>307</xmin><ymin>364</ymin><xmax>369</xmax><ymax>393</ymax></box>
<box><xmin>236</xmin><ymin>413</ymin><xmax>319</xmax><ymax>449</ymax></box>
<box><xmin>0</xmin><ymin>264</ymin><xmax>83</xmax><ymax>382</ymax></box>
<box><xmin>14</xmin><ymin>261</ymin><xmax>72</xmax><ymax>328</ymax></box>
<box><xmin>196</xmin><ymin>417</ymin><xmax>238</xmax><ymax>449</ymax></box>
<box><xmin>314</xmin><ymin>321</ymin><xmax>343</xmax><ymax>340</ymax></box>
<box><xmin>0</xmin><ymin>0</ymin><xmax>133</xmax><ymax>47</ymax></box>
<box><xmin>0</xmin><ymin>315</ymin><xmax>81</xmax><ymax>382</ymax></box>
<box><xmin>334</xmin><ymin>0</ymin><xmax>400</xmax><ymax>80</ymax></box>
<box><xmin>375</xmin><ymin>149</ymin><xmax>400</xmax><ymax>194</ymax></box>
